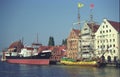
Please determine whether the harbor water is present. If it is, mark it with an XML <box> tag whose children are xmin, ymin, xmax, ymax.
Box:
<box><xmin>0</xmin><ymin>61</ymin><xmax>120</xmax><ymax>77</ymax></box>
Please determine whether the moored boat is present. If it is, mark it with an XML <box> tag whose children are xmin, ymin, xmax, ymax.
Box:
<box><xmin>2</xmin><ymin>48</ymin><xmax>51</xmax><ymax>65</ymax></box>
<box><xmin>60</xmin><ymin>57</ymin><xmax>98</xmax><ymax>66</ymax></box>
<box><xmin>1</xmin><ymin>40</ymin><xmax>52</xmax><ymax>65</ymax></box>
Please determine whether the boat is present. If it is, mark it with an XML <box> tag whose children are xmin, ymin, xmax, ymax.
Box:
<box><xmin>60</xmin><ymin>3</ymin><xmax>100</xmax><ymax>67</ymax></box>
<box><xmin>60</xmin><ymin>57</ymin><xmax>98</xmax><ymax>66</ymax></box>
<box><xmin>1</xmin><ymin>40</ymin><xmax>52</xmax><ymax>65</ymax></box>
<box><xmin>1</xmin><ymin>47</ymin><xmax>51</xmax><ymax>65</ymax></box>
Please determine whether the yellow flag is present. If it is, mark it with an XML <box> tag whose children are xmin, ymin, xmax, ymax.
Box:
<box><xmin>78</xmin><ymin>2</ymin><xmax>84</xmax><ymax>8</ymax></box>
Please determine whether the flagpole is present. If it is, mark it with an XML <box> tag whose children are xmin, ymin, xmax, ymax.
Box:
<box><xmin>90</xmin><ymin>3</ymin><xmax>95</xmax><ymax>57</ymax></box>
<box><xmin>78</xmin><ymin>3</ymin><xmax>80</xmax><ymax>28</ymax></box>
<box><xmin>77</xmin><ymin>2</ymin><xmax>84</xmax><ymax>60</ymax></box>
<box><xmin>77</xmin><ymin>3</ymin><xmax>81</xmax><ymax>60</ymax></box>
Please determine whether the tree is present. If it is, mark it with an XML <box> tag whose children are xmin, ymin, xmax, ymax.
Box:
<box><xmin>62</xmin><ymin>39</ymin><xmax>67</xmax><ymax>45</ymax></box>
<box><xmin>62</xmin><ymin>39</ymin><xmax>65</xmax><ymax>45</ymax></box>
<box><xmin>48</xmin><ymin>36</ymin><xmax>55</xmax><ymax>46</ymax></box>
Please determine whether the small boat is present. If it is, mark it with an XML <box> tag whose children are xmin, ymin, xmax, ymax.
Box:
<box><xmin>60</xmin><ymin>57</ymin><xmax>98</xmax><ymax>67</ymax></box>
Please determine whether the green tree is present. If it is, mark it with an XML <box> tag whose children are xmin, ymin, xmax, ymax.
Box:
<box><xmin>48</xmin><ymin>36</ymin><xmax>55</xmax><ymax>46</ymax></box>
<box><xmin>62</xmin><ymin>39</ymin><xmax>67</xmax><ymax>45</ymax></box>
<box><xmin>62</xmin><ymin>39</ymin><xmax>65</xmax><ymax>45</ymax></box>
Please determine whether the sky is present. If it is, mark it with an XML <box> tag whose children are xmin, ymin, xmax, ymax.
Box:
<box><xmin>0</xmin><ymin>0</ymin><xmax>119</xmax><ymax>51</ymax></box>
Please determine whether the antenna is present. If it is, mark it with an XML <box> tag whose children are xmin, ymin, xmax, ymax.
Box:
<box><xmin>37</xmin><ymin>33</ymin><xmax>38</xmax><ymax>43</ymax></box>
<box><xmin>21</xmin><ymin>37</ymin><xmax>24</xmax><ymax>44</ymax></box>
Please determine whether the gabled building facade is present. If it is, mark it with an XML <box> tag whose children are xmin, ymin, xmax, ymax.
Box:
<box><xmin>95</xmin><ymin>19</ymin><xmax>120</xmax><ymax>62</ymax></box>
<box><xmin>67</xmin><ymin>29</ymin><xmax>80</xmax><ymax>60</ymax></box>
<box><xmin>80</xmin><ymin>22</ymin><xmax>99</xmax><ymax>60</ymax></box>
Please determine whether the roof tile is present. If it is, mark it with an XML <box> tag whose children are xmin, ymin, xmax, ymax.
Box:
<box><xmin>107</xmin><ymin>20</ymin><xmax>120</xmax><ymax>33</ymax></box>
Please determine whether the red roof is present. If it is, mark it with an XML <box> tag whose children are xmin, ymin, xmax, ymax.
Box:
<box><xmin>9</xmin><ymin>40</ymin><xmax>24</xmax><ymax>48</ymax></box>
<box><xmin>107</xmin><ymin>20</ymin><xmax>120</xmax><ymax>33</ymax></box>
<box><xmin>87</xmin><ymin>23</ymin><xmax>99</xmax><ymax>33</ymax></box>
<box><xmin>9</xmin><ymin>40</ymin><xmax>24</xmax><ymax>52</ymax></box>
<box><xmin>72</xmin><ymin>29</ymin><xmax>80</xmax><ymax>36</ymax></box>
<box><xmin>38</xmin><ymin>46</ymin><xmax>50</xmax><ymax>52</ymax></box>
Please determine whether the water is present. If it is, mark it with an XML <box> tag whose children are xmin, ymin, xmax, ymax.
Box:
<box><xmin>0</xmin><ymin>61</ymin><xmax>120</xmax><ymax>77</ymax></box>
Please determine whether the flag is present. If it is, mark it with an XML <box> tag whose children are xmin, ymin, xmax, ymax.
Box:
<box><xmin>78</xmin><ymin>2</ymin><xmax>84</xmax><ymax>8</ymax></box>
<box><xmin>90</xmin><ymin>3</ymin><xmax>94</xmax><ymax>9</ymax></box>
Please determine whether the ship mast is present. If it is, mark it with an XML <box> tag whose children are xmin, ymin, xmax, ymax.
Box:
<box><xmin>37</xmin><ymin>33</ymin><xmax>39</xmax><ymax>43</ymax></box>
<box><xmin>90</xmin><ymin>4</ymin><xmax>95</xmax><ymax>57</ymax></box>
<box><xmin>32</xmin><ymin>33</ymin><xmax>42</xmax><ymax>49</ymax></box>
<box><xmin>89</xmin><ymin>3</ymin><xmax>94</xmax><ymax>33</ymax></box>
<box><xmin>77</xmin><ymin>2</ymin><xmax>84</xmax><ymax>60</ymax></box>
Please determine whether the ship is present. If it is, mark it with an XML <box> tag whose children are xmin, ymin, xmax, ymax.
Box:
<box><xmin>1</xmin><ymin>40</ymin><xmax>52</xmax><ymax>65</ymax></box>
<box><xmin>60</xmin><ymin>3</ymin><xmax>99</xmax><ymax>67</ymax></box>
<box><xmin>60</xmin><ymin>57</ymin><xmax>98</xmax><ymax>67</ymax></box>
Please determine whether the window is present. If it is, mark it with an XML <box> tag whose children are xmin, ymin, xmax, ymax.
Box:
<box><xmin>84</xmin><ymin>28</ymin><xmax>87</xmax><ymax>30</ymax></box>
<box><xmin>110</xmin><ymin>39</ymin><xmax>111</xmax><ymax>42</ymax></box>
<box><xmin>113</xmin><ymin>39</ymin><xmax>115</xmax><ymax>42</ymax></box>
<box><xmin>109</xmin><ymin>29</ymin><xmax>111</xmax><ymax>32</ymax></box>
<box><xmin>103</xmin><ymin>45</ymin><xmax>105</xmax><ymax>48</ymax></box>
<box><xmin>103</xmin><ymin>26</ymin><xmax>104</xmax><ymax>28</ymax></box>
<box><xmin>106</xmin><ymin>25</ymin><xmax>108</xmax><ymax>28</ymax></box>
<box><xmin>113</xmin><ymin>50</ymin><xmax>115</xmax><ymax>53</ymax></box>
<box><xmin>98</xmin><ymin>41</ymin><xmax>99</xmax><ymax>43</ymax></box>
<box><xmin>106</xmin><ymin>30</ymin><xmax>108</xmax><ymax>33</ymax></box>
<box><xmin>113</xmin><ymin>44</ymin><xmax>115</xmax><ymax>47</ymax></box>
<box><xmin>103</xmin><ymin>31</ymin><xmax>105</xmax><ymax>33</ymax></box>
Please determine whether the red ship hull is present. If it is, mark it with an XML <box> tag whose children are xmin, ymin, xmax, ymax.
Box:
<box><xmin>6</xmin><ymin>59</ymin><xmax>50</xmax><ymax>65</ymax></box>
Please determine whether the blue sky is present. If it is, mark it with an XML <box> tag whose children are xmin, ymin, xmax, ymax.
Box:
<box><xmin>0</xmin><ymin>0</ymin><xmax>119</xmax><ymax>51</ymax></box>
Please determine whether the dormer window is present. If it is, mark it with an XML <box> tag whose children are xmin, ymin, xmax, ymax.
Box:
<box><xmin>84</xmin><ymin>28</ymin><xmax>87</xmax><ymax>30</ymax></box>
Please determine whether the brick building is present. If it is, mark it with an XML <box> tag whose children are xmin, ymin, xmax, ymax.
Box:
<box><xmin>67</xmin><ymin>28</ymin><xmax>80</xmax><ymax>60</ymax></box>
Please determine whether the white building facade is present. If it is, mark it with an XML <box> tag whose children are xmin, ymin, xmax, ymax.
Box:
<box><xmin>80</xmin><ymin>22</ymin><xmax>99</xmax><ymax>60</ymax></box>
<box><xmin>95</xmin><ymin>19</ymin><xmax>120</xmax><ymax>62</ymax></box>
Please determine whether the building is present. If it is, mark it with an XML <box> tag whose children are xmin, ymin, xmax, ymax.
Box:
<box><xmin>67</xmin><ymin>28</ymin><xmax>80</xmax><ymax>60</ymax></box>
<box><xmin>38</xmin><ymin>45</ymin><xmax>66</xmax><ymax>62</ymax></box>
<box><xmin>50</xmin><ymin>46</ymin><xmax>66</xmax><ymax>62</ymax></box>
<box><xmin>80</xmin><ymin>22</ymin><xmax>99</xmax><ymax>60</ymax></box>
<box><xmin>95</xmin><ymin>19</ymin><xmax>120</xmax><ymax>62</ymax></box>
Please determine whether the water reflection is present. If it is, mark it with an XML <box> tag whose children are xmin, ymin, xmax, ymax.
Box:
<box><xmin>0</xmin><ymin>62</ymin><xmax>120</xmax><ymax>77</ymax></box>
